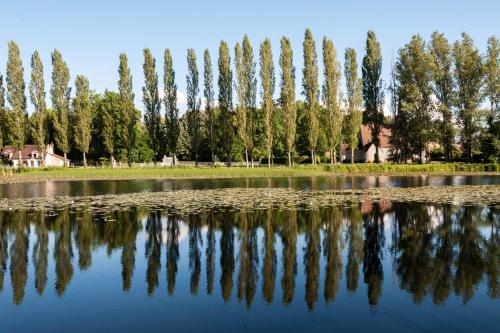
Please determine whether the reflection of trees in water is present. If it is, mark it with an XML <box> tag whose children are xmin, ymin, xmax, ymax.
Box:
<box><xmin>32</xmin><ymin>211</ymin><xmax>48</xmax><ymax>295</ymax></box>
<box><xmin>345</xmin><ymin>204</ymin><xmax>363</xmax><ymax>293</ymax></box>
<box><xmin>145</xmin><ymin>211</ymin><xmax>162</xmax><ymax>295</ymax></box>
<box><xmin>220</xmin><ymin>217</ymin><xmax>235</xmax><ymax>302</ymax></box>
<box><xmin>54</xmin><ymin>209</ymin><xmax>73</xmax><ymax>297</ymax></box>
<box><xmin>166</xmin><ymin>214</ymin><xmax>180</xmax><ymax>295</ymax></box>
<box><xmin>237</xmin><ymin>211</ymin><xmax>259</xmax><ymax>308</ymax></box>
<box><xmin>188</xmin><ymin>214</ymin><xmax>203</xmax><ymax>295</ymax></box>
<box><xmin>0</xmin><ymin>211</ymin><xmax>7</xmax><ymax>292</ymax></box>
<box><xmin>0</xmin><ymin>203</ymin><xmax>499</xmax><ymax>307</ymax></box>
<box><xmin>206</xmin><ymin>213</ymin><xmax>216</xmax><ymax>295</ymax></box>
<box><xmin>363</xmin><ymin>203</ymin><xmax>384</xmax><ymax>306</ymax></box>
<box><xmin>262</xmin><ymin>209</ymin><xmax>276</xmax><ymax>304</ymax></box>
<box><xmin>281</xmin><ymin>209</ymin><xmax>297</xmax><ymax>305</ymax></box>
<box><xmin>9</xmin><ymin>211</ymin><xmax>28</xmax><ymax>305</ymax></box>
<box><xmin>304</xmin><ymin>209</ymin><xmax>321</xmax><ymax>310</ymax></box>
<box><xmin>323</xmin><ymin>207</ymin><xmax>343</xmax><ymax>303</ymax></box>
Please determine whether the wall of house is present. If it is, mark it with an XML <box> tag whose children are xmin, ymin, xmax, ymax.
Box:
<box><xmin>45</xmin><ymin>154</ymin><xmax>65</xmax><ymax>167</ymax></box>
<box><xmin>364</xmin><ymin>145</ymin><xmax>392</xmax><ymax>162</ymax></box>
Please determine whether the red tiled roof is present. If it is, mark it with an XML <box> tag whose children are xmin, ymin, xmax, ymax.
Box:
<box><xmin>360</xmin><ymin>125</ymin><xmax>392</xmax><ymax>149</ymax></box>
<box><xmin>2</xmin><ymin>145</ymin><xmax>40</xmax><ymax>160</ymax></box>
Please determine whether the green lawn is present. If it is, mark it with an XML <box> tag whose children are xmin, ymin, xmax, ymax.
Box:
<box><xmin>1</xmin><ymin>162</ymin><xmax>498</xmax><ymax>183</ymax></box>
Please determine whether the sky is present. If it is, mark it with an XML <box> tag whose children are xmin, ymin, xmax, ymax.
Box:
<box><xmin>0</xmin><ymin>0</ymin><xmax>499</xmax><ymax>113</ymax></box>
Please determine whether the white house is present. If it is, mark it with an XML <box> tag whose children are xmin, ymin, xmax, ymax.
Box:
<box><xmin>1</xmin><ymin>143</ymin><xmax>67</xmax><ymax>168</ymax></box>
<box><xmin>345</xmin><ymin>125</ymin><xmax>394</xmax><ymax>163</ymax></box>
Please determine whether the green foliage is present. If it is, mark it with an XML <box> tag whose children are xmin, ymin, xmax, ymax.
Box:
<box><xmin>362</xmin><ymin>31</ymin><xmax>384</xmax><ymax>163</ymax></box>
<box><xmin>218</xmin><ymin>40</ymin><xmax>234</xmax><ymax>165</ymax></box>
<box><xmin>322</xmin><ymin>37</ymin><xmax>342</xmax><ymax>163</ymax></box>
<box><xmin>302</xmin><ymin>29</ymin><xmax>320</xmax><ymax>164</ymax></box>
<box><xmin>163</xmin><ymin>49</ymin><xmax>179</xmax><ymax>161</ymax></box>
<box><xmin>186</xmin><ymin>48</ymin><xmax>201</xmax><ymax>164</ymax></box>
<box><xmin>453</xmin><ymin>33</ymin><xmax>484</xmax><ymax>162</ymax></box>
<box><xmin>344</xmin><ymin>48</ymin><xmax>363</xmax><ymax>163</ymax></box>
<box><xmin>429</xmin><ymin>32</ymin><xmax>455</xmax><ymax>161</ymax></box>
<box><xmin>0</xmin><ymin>75</ymin><xmax>5</xmax><ymax>150</ymax></box>
<box><xmin>29</xmin><ymin>50</ymin><xmax>47</xmax><ymax>163</ymax></box>
<box><xmin>73</xmin><ymin>75</ymin><xmax>93</xmax><ymax>166</ymax></box>
<box><xmin>118</xmin><ymin>53</ymin><xmax>137</xmax><ymax>166</ymax></box>
<box><xmin>203</xmin><ymin>49</ymin><xmax>216</xmax><ymax>164</ymax></box>
<box><xmin>6</xmin><ymin>41</ymin><xmax>27</xmax><ymax>153</ymax></box>
<box><xmin>142</xmin><ymin>48</ymin><xmax>162</xmax><ymax>162</ymax></box>
<box><xmin>259</xmin><ymin>38</ymin><xmax>275</xmax><ymax>166</ymax></box>
<box><xmin>280</xmin><ymin>36</ymin><xmax>296</xmax><ymax>166</ymax></box>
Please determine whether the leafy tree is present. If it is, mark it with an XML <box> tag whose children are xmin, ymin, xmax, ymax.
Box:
<box><xmin>0</xmin><ymin>75</ymin><xmax>5</xmax><ymax>152</ymax></box>
<box><xmin>186</xmin><ymin>48</ymin><xmax>201</xmax><ymax>165</ymax></box>
<box><xmin>118</xmin><ymin>53</ymin><xmax>137</xmax><ymax>166</ymax></box>
<box><xmin>260</xmin><ymin>38</ymin><xmax>275</xmax><ymax>167</ymax></box>
<box><xmin>322</xmin><ymin>37</ymin><xmax>343</xmax><ymax>164</ymax></box>
<box><xmin>98</xmin><ymin>91</ymin><xmax>121</xmax><ymax>165</ymax></box>
<box><xmin>218</xmin><ymin>40</ymin><xmax>234</xmax><ymax>166</ymax></box>
<box><xmin>142</xmin><ymin>48</ymin><xmax>161</xmax><ymax>163</ymax></box>
<box><xmin>280</xmin><ymin>37</ymin><xmax>296</xmax><ymax>166</ymax></box>
<box><xmin>29</xmin><ymin>51</ymin><xmax>47</xmax><ymax>166</ymax></box>
<box><xmin>395</xmin><ymin>35</ymin><xmax>434</xmax><ymax>163</ymax></box>
<box><xmin>50</xmin><ymin>49</ymin><xmax>71</xmax><ymax>166</ymax></box>
<box><xmin>73</xmin><ymin>75</ymin><xmax>92</xmax><ymax>167</ymax></box>
<box><xmin>482</xmin><ymin>36</ymin><xmax>500</xmax><ymax>162</ymax></box>
<box><xmin>453</xmin><ymin>33</ymin><xmax>483</xmax><ymax>162</ymax></box>
<box><xmin>6</xmin><ymin>41</ymin><xmax>27</xmax><ymax>166</ymax></box>
<box><xmin>204</xmin><ymin>49</ymin><xmax>216</xmax><ymax>165</ymax></box>
<box><xmin>302</xmin><ymin>29</ymin><xmax>320</xmax><ymax>165</ymax></box>
<box><xmin>163</xmin><ymin>49</ymin><xmax>179</xmax><ymax>164</ymax></box>
<box><xmin>429</xmin><ymin>32</ymin><xmax>455</xmax><ymax>162</ymax></box>
<box><xmin>362</xmin><ymin>31</ymin><xmax>384</xmax><ymax>163</ymax></box>
<box><xmin>344</xmin><ymin>48</ymin><xmax>363</xmax><ymax>163</ymax></box>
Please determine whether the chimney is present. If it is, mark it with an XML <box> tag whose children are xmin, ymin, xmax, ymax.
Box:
<box><xmin>47</xmin><ymin>143</ymin><xmax>54</xmax><ymax>154</ymax></box>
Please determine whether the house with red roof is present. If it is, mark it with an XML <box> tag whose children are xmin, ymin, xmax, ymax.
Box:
<box><xmin>1</xmin><ymin>143</ymin><xmax>67</xmax><ymax>168</ymax></box>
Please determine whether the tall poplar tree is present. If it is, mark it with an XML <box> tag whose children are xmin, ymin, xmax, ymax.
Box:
<box><xmin>235</xmin><ymin>42</ymin><xmax>250</xmax><ymax>166</ymax></box>
<box><xmin>429</xmin><ymin>32</ymin><xmax>455</xmax><ymax>162</ymax></box>
<box><xmin>218</xmin><ymin>40</ymin><xmax>234</xmax><ymax>166</ymax></box>
<box><xmin>186</xmin><ymin>48</ymin><xmax>201</xmax><ymax>166</ymax></box>
<box><xmin>453</xmin><ymin>33</ymin><xmax>483</xmax><ymax>162</ymax></box>
<box><xmin>51</xmin><ymin>49</ymin><xmax>71</xmax><ymax>166</ymax></box>
<box><xmin>73</xmin><ymin>75</ymin><xmax>92</xmax><ymax>167</ymax></box>
<box><xmin>29</xmin><ymin>50</ymin><xmax>47</xmax><ymax>166</ymax></box>
<box><xmin>322</xmin><ymin>37</ymin><xmax>342</xmax><ymax>164</ymax></box>
<box><xmin>163</xmin><ymin>49</ymin><xmax>179</xmax><ymax>164</ymax></box>
<box><xmin>204</xmin><ymin>49</ymin><xmax>216</xmax><ymax>166</ymax></box>
<box><xmin>302</xmin><ymin>29</ymin><xmax>319</xmax><ymax>165</ymax></box>
<box><xmin>0</xmin><ymin>75</ymin><xmax>5</xmax><ymax>152</ymax></box>
<box><xmin>118</xmin><ymin>53</ymin><xmax>136</xmax><ymax>167</ymax></box>
<box><xmin>6</xmin><ymin>41</ymin><xmax>27</xmax><ymax>166</ymax></box>
<box><xmin>484</xmin><ymin>36</ymin><xmax>500</xmax><ymax>125</ymax></box>
<box><xmin>344</xmin><ymin>48</ymin><xmax>363</xmax><ymax>164</ymax></box>
<box><xmin>280</xmin><ymin>37</ymin><xmax>296</xmax><ymax>166</ymax></box>
<box><xmin>395</xmin><ymin>35</ymin><xmax>433</xmax><ymax>163</ymax></box>
<box><xmin>362</xmin><ymin>31</ymin><xmax>384</xmax><ymax>163</ymax></box>
<box><xmin>142</xmin><ymin>48</ymin><xmax>161</xmax><ymax>163</ymax></box>
<box><xmin>259</xmin><ymin>38</ymin><xmax>275</xmax><ymax>167</ymax></box>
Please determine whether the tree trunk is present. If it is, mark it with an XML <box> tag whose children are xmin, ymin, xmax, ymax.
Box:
<box><xmin>330</xmin><ymin>149</ymin><xmax>334</xmax><ymax>165</ymax></box>
<box><xmin>63</xmin><ymin>152</ymin><xmax>67</xmax><ymax>167</ymax></box>
<box><xmin>268</xmin><ymin>149</ymin><xmax>271</xmax><ymax>168</ymax></box>
<box><xmin>111</xmin><ymin>154</ymin><xmax>115</xmax><ymax>169</ymax></box>
<box><xmin>195</xmin><ymin>152</ymin><xmax>199</xmax><ymax>167</ymax></box>
<box><xmin>18</xmin><ymin>150</ymin><xmax>23</xmax><ymax>169</ymax></box>
<box><xmin>41</xmin><ymin>154</ymin><xmax>45</xmax><ymax>168</ymax></box>
<box><xmin>333</xmin><ymin>148</ymin><xmax>337</xmax><ymax>164</ymax></box>
<box><xmin>351</xmin><ymin>149</ymin><xmax>355</xmax><ymax>164</ymax></box>
<box><xmin>311</xmin><ymin>149</ymin><xmax>314</xmax><ymax>165</ymax></box>
<box><xmin>288</xmin><ymin>150</ymin><xmax>292</xmax><ymax>167</ymax></box>
<box><xmin>245</xmin><ymin>148</ymin><xmax>249</xmax><ymax>168</ymax></box>
<box><xmin>83</xmin><ymin>152</ymin><xmax>87</xmax><ymax>168</ymax></box>
<box><xmin>211</xmin><ymin>151</ymin><xmax>215</xmax><ymax>168</ymax></box>
<box><xmin>374</xmin><ymin>146</ymin><xmax>380</xmax><ymax>163</ymax></box>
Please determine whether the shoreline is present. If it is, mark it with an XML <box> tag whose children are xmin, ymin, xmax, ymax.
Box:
<box><xmin>1</xmin><ymin>165</ymin><xmax>499</xmax><ymax>185</ymax></box>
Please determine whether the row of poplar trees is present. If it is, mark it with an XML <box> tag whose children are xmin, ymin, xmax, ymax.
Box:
<box><xmin>0</xmin><ymin>29</ymin><xmax>498</xmax><ymax>168</ymax></box>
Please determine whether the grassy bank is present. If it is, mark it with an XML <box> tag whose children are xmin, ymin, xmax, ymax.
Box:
<box><xmin>1</xmin><ymin>163</ymin><xmax>499</xmax><ymax>184</ymax></box>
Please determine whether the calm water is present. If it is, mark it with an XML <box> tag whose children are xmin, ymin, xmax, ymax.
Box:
<box><xmin>0</xmin><ymin>202</ymin><xmax>499</xmax><ymax>332</ymax></box>
<box><xmin>1</xmin><ymin>174</ymin><xmax>500</xmax><ymax>198</ymax></box>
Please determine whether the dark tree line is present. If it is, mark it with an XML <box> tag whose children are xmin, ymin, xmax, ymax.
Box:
<box><xmin>0</xmin><ymin>30</ymin><xmax>498</xmax><ymax>167</ymax></box>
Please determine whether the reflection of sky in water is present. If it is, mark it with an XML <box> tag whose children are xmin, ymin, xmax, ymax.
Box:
<box><xmin>1</xmin><ymin>175</ymin><xmax>499</xmax><ymax>199</ymax></box>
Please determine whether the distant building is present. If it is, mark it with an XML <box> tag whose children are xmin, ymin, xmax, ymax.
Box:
<box><xmin>343</xmin><ymin>125</ymin><xmax>393</xmax><ymax>163</ymax></box>
<box><xmin>1</xmin><ymin>143</ymin><xmax>66</xmax><ymax>168</ymax></box>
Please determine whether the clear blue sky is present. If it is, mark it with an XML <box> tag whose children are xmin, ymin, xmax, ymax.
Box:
<box><xmin>1</xmin><ymin>0</ymin><xmax>499</xmax><ymax>112</ymax></box>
